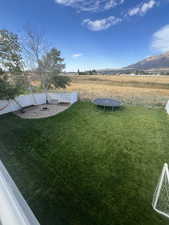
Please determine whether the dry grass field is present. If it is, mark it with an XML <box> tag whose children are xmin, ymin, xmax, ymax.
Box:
<box><xmin>65</xmin><ymin>75</ymin><xmax>169</xmax><ymax>106</ymax></box>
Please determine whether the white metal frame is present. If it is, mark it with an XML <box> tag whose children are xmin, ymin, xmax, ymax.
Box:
<box><xmin>152</xmin><ymin>163</ymin><xmax>169</xmax><ymax>219</ymax></box>
<box><xmin>0</xmin><ymin>160</ymin><xmax>40</xmax><ymax>225</ymax></box>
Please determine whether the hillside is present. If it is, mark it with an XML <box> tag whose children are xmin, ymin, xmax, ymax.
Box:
<box><xmin>126</xmin><ymin>51</ymin><xmax>169</xmax><ymax>70</ymax></box>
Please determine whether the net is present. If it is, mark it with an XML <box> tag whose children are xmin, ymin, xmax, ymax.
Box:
<box><xmin>152</xmin><ymin>163</ymin><xmax>169</xmax><ymax>218</ymax></box>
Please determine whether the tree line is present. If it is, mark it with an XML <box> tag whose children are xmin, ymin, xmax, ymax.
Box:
<box><xmin>77</xmin><ymin>69</ymin><xmax>97</xmax><ymax>75</ymax></box>
<box><xmin>0</xmin><ymin>29</ymin><xmax>70</xmax><ymax>103</ymax></box>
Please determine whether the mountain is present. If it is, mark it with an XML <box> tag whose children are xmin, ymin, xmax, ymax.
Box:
<box><xmin>125</xmin><ymin>51</ymin><xmax>169</xmax><ymax>70</ymax></box>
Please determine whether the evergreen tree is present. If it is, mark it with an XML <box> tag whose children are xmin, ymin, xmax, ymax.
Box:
<box><xmin>0</xmin><ymin>29</ymin><xmax>23</xmax><ymax>100</ymax></box>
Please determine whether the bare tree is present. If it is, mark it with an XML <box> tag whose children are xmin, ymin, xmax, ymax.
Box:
<box><xmin>22</xmin><ymin>28</ymin><xmax>70</xmax><ymax>104</ymax></box>
<box><xmin>22</xmin><ymin>28</ymin><xmax>49</xmax><ymax>101</ymax></box>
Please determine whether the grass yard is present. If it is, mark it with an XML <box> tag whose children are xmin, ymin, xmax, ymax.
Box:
<box><xmin>0</xmin><ymin>102</ymin><xmax>169</xmax><ymax>225</ymax></box>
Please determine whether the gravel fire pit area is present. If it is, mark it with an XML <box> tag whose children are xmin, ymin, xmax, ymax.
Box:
<box><xmin>15</xmin><ymin>103</ymin><xmax>71</xmax><ymax>119</ymax></box>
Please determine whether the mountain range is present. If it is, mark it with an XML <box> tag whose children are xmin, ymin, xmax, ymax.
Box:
<box><xmin>125</xmin><ymin>51</ymin><xmax>169</xmax><ymax>70</ymax></box>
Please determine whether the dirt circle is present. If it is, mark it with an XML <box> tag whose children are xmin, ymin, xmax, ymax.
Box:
<box><xmin>15</xmin><ymin>103</ymin><xmax>71</xmax><ymax>119</ymax></box>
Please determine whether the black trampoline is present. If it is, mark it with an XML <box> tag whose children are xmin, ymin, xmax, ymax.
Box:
<box><xmin>93</xmin><ymin>98</ymin><xmax>122</xmax><ymax>110</ymax></box>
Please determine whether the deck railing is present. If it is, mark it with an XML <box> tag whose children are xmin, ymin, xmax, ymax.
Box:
<box><xmin>0</xmin><ymin>161</ymin><xmax>40</xmax><ymax>225</ymax></box>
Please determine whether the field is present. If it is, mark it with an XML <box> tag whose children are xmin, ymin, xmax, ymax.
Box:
<box><xmin>65</xmin><ymin>75</ymin><xmax>169</xmax><ymax>106</ymax></box>
<box><xmin>1</xmin><ymin>102</ymin><xmax>169</xmax><ymax>225</ymax></box>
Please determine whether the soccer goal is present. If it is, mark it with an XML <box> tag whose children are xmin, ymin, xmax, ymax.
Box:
<box><xmin>152</xmin><ymin>163</ymin><xmax>169</xmax><ymax>219</ymax></box>
<box><xmin>0</xmin><ymin>160</ymin><xmax>40</xmax><ymax>225</ymax></box>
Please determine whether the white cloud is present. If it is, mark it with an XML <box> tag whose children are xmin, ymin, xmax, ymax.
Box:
<box><xmin>152</xmin><ymin>24</ymin><xmax>169</xmax><ymax>52</ymax></box>
<box><xmin>55</xmin><ymin>0</ymin><xmax>159</xmax><ymax>32</ymax></box>
<box><xmin>83</xmin><ymin>16</ymin><xmax>122</xmax><ymax>31</ymax></box>
<box><xmin>55</xmin><ymin>0</ymin><xmax>124</xmax><ymax>12</ymax></box>
<box><xmin>72</xmin><ymin>53</ymin><xmax>83</xmax><ymax>58</ymax></box>
<box><xmin>128</xmin><ymin>7</ymin><xmax>140</xmax><ymax>16</ymax></box>
<box><xmin>128</xmin><ymin>0</ymin><xmax>157</xmax><ymax>16</ymax></box>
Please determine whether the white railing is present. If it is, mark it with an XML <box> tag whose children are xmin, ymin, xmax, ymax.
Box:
<box><xmin>0</xmin><ymin>92</ymin><xmax>78</xmax><ymax>115</ymax></box>
<box><xmin>165</xmin><ymin>100</ymin><xmax>169</xmax><ymax>114</ymax></box>
<box><xmin>0</xmin><ymin>160</ymin><xmax>40</xmax><ymax>225</ymax></box>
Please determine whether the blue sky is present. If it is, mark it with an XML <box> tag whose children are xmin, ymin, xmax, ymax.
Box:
<box><xmin>0</xmin><ymin>0</ymin><xmax>169</xmax><ymax>71</ymax></box>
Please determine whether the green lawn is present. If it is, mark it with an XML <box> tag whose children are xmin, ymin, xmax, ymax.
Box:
<box><xmin>0</xmin><ymin>102</ymin><xmax>169</xmax><ymax>225</ymax></box>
